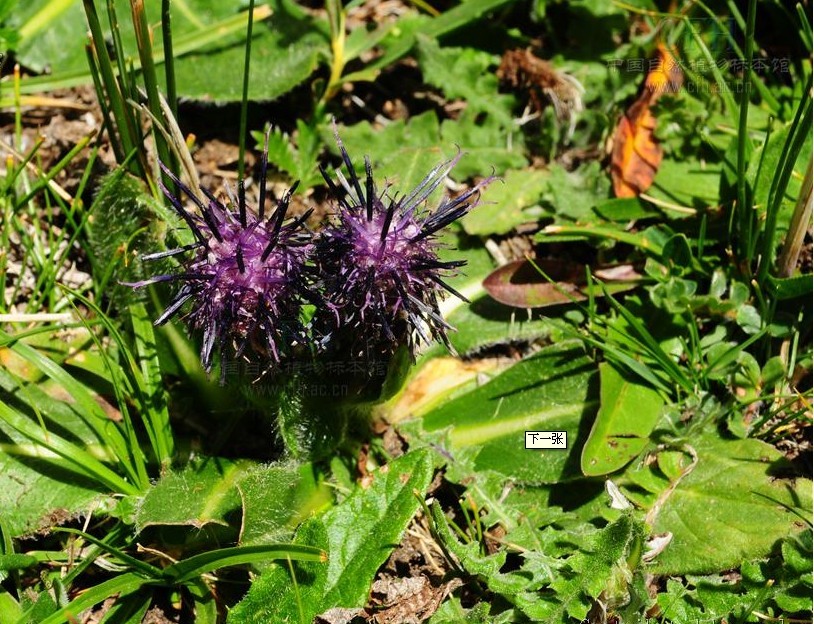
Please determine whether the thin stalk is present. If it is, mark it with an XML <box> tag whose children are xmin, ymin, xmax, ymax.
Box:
<box><xmin>238</xmin><ymin>0</ymin><xmax>257</xmax><ymax>182</ymax></box>
<box><xmin>777</xmin><ymin>157</ymin><xmax>813</xmax><ymax>277</ymax></box>
<box><xmin>13</xmin><ymin>65</ymin><xmax>21</xmax><ymax>149</ymax></box>
<box><xmin>757</xmin><ymin>94</ymin><xmax>813</xmax><ymax>284</ymax></box>
<box><xmin>735</xmin><ymin>0</ymin><xmax>757</xmax><ymax>266</ymax></box>
<box><xmin>161</xmin><ymin>0</ymin><xmax>178</xmax><ymax>120</ymax></box>
<box><xmin>16</xmin><ymin>135</ymin><xmax>94</xmax><ymax>208</ymax></box>
<box><xmin>106</xmin><ymin>0</ymin><xmax>133</xmax><ymax>104</ymax></box>
<box><xmin>82</xmin><ymin>0</ymin><xmax>141</xmax><ymax>170</ymax></box>
<box><xmin>743</xmin><ymin>123</ymin><xmax>773</xmax><ymax>263</ymax></box>
<box><xmin>694</xmin><ymin>0</ymin><xmax>779</xmax><ymax>112</ymax></box>
<box><xmin>85</xmin><ymin>44</ymin><xmax>124</xmax><ymax>163</ymax></box>
<box><xmin>130</xmin><ymin>0</ymin><xmax>174</xmax><ymax>181</ymax></box>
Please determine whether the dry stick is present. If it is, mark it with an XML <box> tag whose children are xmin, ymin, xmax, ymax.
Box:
<box><xmin>777</xmin><ymin>157</ymin><xmax>813</xmax><ymax>278</ymax></box>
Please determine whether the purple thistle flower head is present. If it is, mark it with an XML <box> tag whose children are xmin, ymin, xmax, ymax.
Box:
<box><xmin>127</xmin><ymin>151</ymin><xmax>313</xmax><ymax>374</ymax></box>
<box><xmin>314</xmin><ymin>125</ymin><xmax>491</xmax><ymax>362</ymax></box>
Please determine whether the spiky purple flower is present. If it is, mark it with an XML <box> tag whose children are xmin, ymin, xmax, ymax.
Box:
<box><xmin>314</xmin><ymin>129</ymin><xmax>490</xmax><ymax>361</ymax></box>
<box><xmin>127</xmin><ymin>158</ymin><xmax>312</xmax><ymax>373</ymax></box>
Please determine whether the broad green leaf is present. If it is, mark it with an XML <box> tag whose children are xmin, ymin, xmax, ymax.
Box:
<box><xmin>461</xmin><ymin>169</ymin><xmax>549</xmax><ymax>236</ymax></box>
<box><xmin>646</xmin><ymin>157</ymin><xmax>721</xmax><ymax>210</ymax></box>
<box><xmin>581</xmin><ymin>362</ymin><xmax>664</xmax><ymax>476</ymax></box>
<box><xmin>11</xmin><ymin>0</ymin><xmax>329</xmax><ymax>102</ymax></box>
<box><xmin>0</xmin><ymin>440</ymin><xmax>107</xmax><ymax>537</ymax></box>
<box><xmin>623</xmin><ymin>434</ymin><xmax>812</xmax><ymax>574</ymax></box>
<box><xmin>414</xmin><ymin>342</ymin><xmax>599</xmax><ymax>483</ymax></box>
<box><xmin>594</xmin><ymin>197</ymin><xmax>661</xmax><ymax>222</ymax></box>
<box><xmin>228</xmin><ymin>449</ymin><xmax>434</xmax><ymax>623</ymax></box>
<box><xmin>445</xmin><ymin>294</ymin><xmax>558</xmax><ymax>353</ymax></box>
<box><xmin>238</xmin><ymin>461</ymin><xmax>332</xmax><ymax>547</ymax></box>
<box><xmin>0</xmin><ymin>592</ymin><xmax>23</xmax><ymax>624</ymax></box>
<box><xmin>135</xmin><ymin>458</ymin><xmax>248</xmax><ymax>531</ymax></box>
<box><xmin>543</xmin><ymin>162</ymin><xmax>611</xmax><ymax>224</ymax></box>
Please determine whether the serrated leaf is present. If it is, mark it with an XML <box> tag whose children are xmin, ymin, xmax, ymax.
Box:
<box><xmin>135</xmin><ymin>458</ymin><xmax>248</xmax><ymax>531</ymax></box>
<box><xmin>543</xmin><ymin>161</ymin><xmax>611</xmax><ymax>223</ymax></box>
<box><xmin>414</xmin><ymin>342</ymin><xmax>598</xmax><ymax>483</ymax></box>
<box><xmin>461</xmin><ymin>169</ymin><xmax>549</xmax><ymax>236</ymax></box>
<box><xmin>331</xmin><ymin>112</ymin><xmax>519</xmax><ymax>204</ymax></box>
<box><xmin>440</xmin><ymin>111</ymin><xmax>528</xmax><ymax>179</ymax></box>
<box><xmin>228</xmin><ymin>449</ymin><xmax>435</xmax><ymax>623</ymax></box>
<box><xmin>329</xmin><ymin>112</ymin><xmax>446</xmax><ymax>201</ymax></box>
<box><xmin>417</xmin><ymin>38</ymin><xmax>515</xmax><ymax>127</ymax></box>
<box><xmin>546</xmin><ymin>513</ymin><xmax>645</xmax><ymax>621</ymax></box>
<box><xmin>581</xmin><ymin>362</ymin><xmax>664</xmax><ymax>476</ymax></box>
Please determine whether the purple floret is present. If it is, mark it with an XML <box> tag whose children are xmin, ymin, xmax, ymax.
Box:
<box><xmin>314</xmin><ymin>125</ymin><xmax>491</xmax><ymax>361</ymax></box>
<box><xmin>127</xmin><ymin>155</ymin><xmax>312</xmax><ymax>373</ymax></box>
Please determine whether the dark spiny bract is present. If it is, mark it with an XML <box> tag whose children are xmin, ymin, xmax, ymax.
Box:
<box><xmin>127</xmin><ymin>158</ymin><xmax>312</xmax><ymax>373</ymax></box>
<box><xmin>314</xmin><ymin>128</ymin><xmax>490</xmax><ymax>362</ymax></box>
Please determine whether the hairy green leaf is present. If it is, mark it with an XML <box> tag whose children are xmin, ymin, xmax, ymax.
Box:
<box><xmin>228</xmin><ymin>449</ymin><xmax>434</xmax><ymax>623</ymax></box>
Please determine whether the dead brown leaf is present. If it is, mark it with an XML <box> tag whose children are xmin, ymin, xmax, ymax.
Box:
<box><xmin>610</xmin><ymin>43</ymin><xmax>683</xmax><ymax>198</ymax></box>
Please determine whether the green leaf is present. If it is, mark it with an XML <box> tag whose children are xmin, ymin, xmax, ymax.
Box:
<box><xmin>11</xmin><ymin>0</ymin><xmax>330</xmax><ymax>102</ymax></box>
<box><xmin>546</xmin><ymin>513</ymin><xmax>645</xmax><ymax>621</ymax></box>
<box><xmin>461</xmin><ymin>169</ymin><xmax>549</xmax><ymax>236</ymax></box>
<box><xmin>445</xmin><ymin>294</ymin><xmax>559</xmax><ymax>354</ymax></box>
<box><xmin>362</xmin><ymin>0</ymin><xmax>520</xmax><ymax>76</ymax></box>
<box><xmin>162</xmin><ymin>543</ymin><xmax>326</xmax><ymax>585</ymax></box>
<box><xmin>768</xmin><ymin>273</ymin><xmax>814</xmax><ymax>300</ymax></box>
<box><xmin>581</xmin><ymin>362</ymin><xmax>664</xmax><ymax>477</ymax></box>
<box><xmin>543</xmin><ymin>162</ymin><xmax>611</xmax><ymax>224</ymax></box>
<box><xmin>624</xmin><ymin>434</ymin><xmax>812</xmax><ymax>574</ymax></box>
<box><xmin>646</xmin><ymin>157</ymin><xmax>722</xmax><ymax>210</ymax></box>
<box><xmin>594</xmin><ymin>197</ymin><xmax>661</xmax><ymax>222</ymax></box>
<box><xmin>330</xmin><ymin>112</ymin><xmax>446</xmax><ymax>201</ymax></box>
<box><xmin>432</xmin><ymin>233</ymin><xmax>557</xmax><ymax>354</ymax></box>
<box><xmin>87</xmin><ymin>169</ymin><xmax>161</xmax><ymax>305</ymax></box>
<box><xmin>228</xmin><ymin>449</ymin><xmax>435</xmax><ymax>623</ymax></box>
<box><xmin>332</xmin><ymin>111</ymin><xmax>521</xmax><ymax>203</ymax></box>
<box><xmin>440</xmin><ymin>111</ymin><xmax>528</xmax><ymax>179</ymax></box>
<box><xmin>414</xmin><ymin>342</ymin><xmax>599</xmax><ymax>483</ymax></box>
<box><xmin>238</xmin><ymin>461</ymin><xmax>333</xmax><ymax>547</ymax></box>
<box><xmin>38</xmin><ymin>572</ymin><xmax>147</xmax><ymax>624</ymax></box>
<box><xmin>255</xmin><ymin>120</ymin><xmax>324</xmax><ymax>189</ymax></box>
<box><xmin>135</xmin><ymin>457</ymin><xmax>247</xmax><ymax>531</ymax></box>
<box><xmin>417</xmin><ymin>38</ymin><xmax>514</xmax><ymax>127</ymax></box>
<box><xmin>748</xmin><ymin>120</ymin><xmax>812</xmax><ymax>233</ymax></box>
